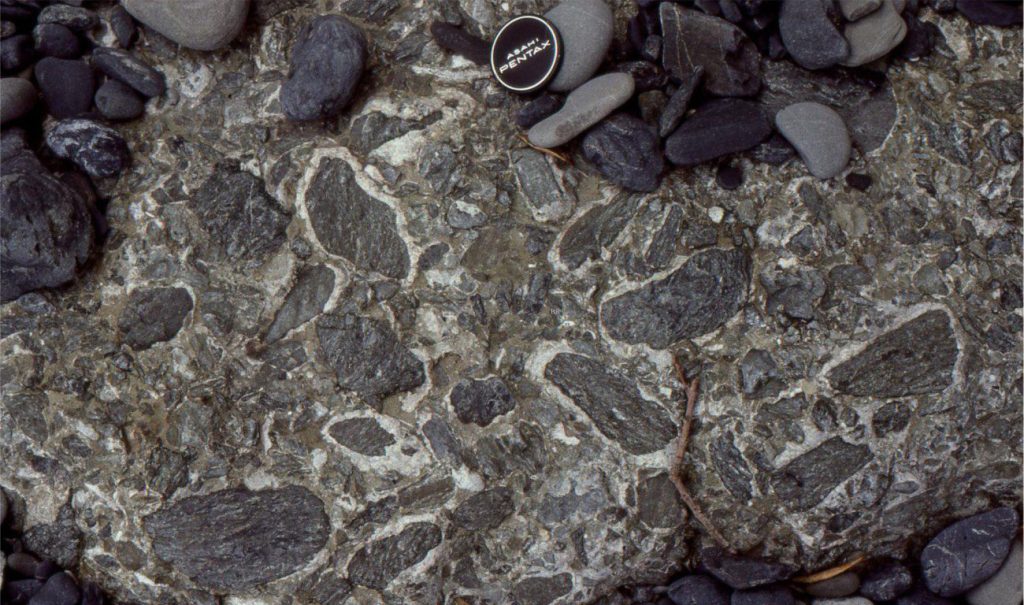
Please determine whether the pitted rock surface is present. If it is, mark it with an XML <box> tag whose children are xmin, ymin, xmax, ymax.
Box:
<box><xmin>143</xmin><ymin>486</ymin><xmax>330</xmax><ymax>590</ymax></box>
<box><xmin>0</xmin><ymin>2</ymin><xmax>1020</xmax><ymax>604</ymax></box>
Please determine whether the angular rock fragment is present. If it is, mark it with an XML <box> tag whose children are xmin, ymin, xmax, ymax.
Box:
<box><xmin>329</xmin><ymin>417</ymin><xmax>395</xmax><ymax>456</ymax></box>
<box><xmin>559</xmin><ymin>192</ymin><xmax>638</xmax><ymax>269</ymax></box>
<box><xmin>861</xmin><ymin>560</ymin><xmax>914</xmax><ymax>601</ymax></box>
<box><xmin>512</xmin><ymin>149</ymin><xmax>574</xmax><ymax>223</ymax></box>
<box><xmin>429</xmin><ymin>21</ymin><xmax>488</xmax><ymax>65</ymax></box>
<box><xmin>921</xmin><ymin>507</ymin><xmax>1020</xmax><ymax>597</ymax></box>
<box><xmin>701</xmin><ymin>547</ymin><xmax>798</xmax><ymax>589</ymax></box>
<box><xmin>117</xmin><ymin>287</ymin><xmax>193</xmax><ymax>350</ymax></box>
<box><xmin>143</xmin><ymin>486</ymin><xmax>330</xmax><ymax>590</ymax></box>
<box><xmin>305</xmin><ymin>157</ymin><xmax>409</xmax><ymax>278</ymax></box>
<box><xmin>512</xmin><ymin>574</ymin><xmax>573</xmax><ymax>605</ymax></box>
<box><xmin>666</xmin><ymin>574</ymin><xmax>731</xmax><ymax>605</ymax></box>
<box><xmin>665</xmin><ymin>99</ymin><xmax>772</xmax><ymax>166</ymax></box>
<box><xmin>452</xmin><ymin>487</ymin><xmax>515</xmax><ymax>530</ymax></box>
<box><xmin>828</xmin><ymin>310</ymin><xmax>959</xmax><ymax>398</ymax></box>
<box><xmin>601</xmin><ymin>248</ymin><xmax>751</xmax><ymax>348</ymax></box>
<box><xmin>450</xmin><ymin>377</ymin><xmax>515</xmax><ymax>427</ymax></box>
<box><xmin>265</xmin><ymin>264</ymin><xmax>335</xmax><ymax>343</ymax></box>
<box><xmin>544</xmin><ymin>352</ymin><xmax>677</xmax><ymax>455</ymax></box>
<box><xmin>191</xmin><ymin>164</ymin><xmax>290</xmax><ymax>265</ymax></box>
<box><xmin>316</xmin><ymin>313</ymin><xmax>424</xmax><ymax>405</ymax></box>
<box><xmin>347</xmin><ymin>522</ymin><xmax>442</xmax><ymax>589</ymax></box>
<box><xmin>580</xmin><ymin>113</ymin><xmax>662</xmax><ymax>192</ymax></box>
<box><xmin>771</xmin><ymin>437</ymin><xmax>872</xmax><ymax>510</ymax></box>
<box><xmin>659</xmin><ymin>3</ymin><xmax>760</xmax><ymax>97</ymax></box>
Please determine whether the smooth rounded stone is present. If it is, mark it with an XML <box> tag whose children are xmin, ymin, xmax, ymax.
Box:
<box><xmin>429</xmin><ymin>21</ymin><xmax>488</xmax><ymax>65</ymax></box>
<box><xmin>91</xmin><ymin>47</ymin><xmax>165</xmax><ymax>97</ymax></box>
<box><xmin>967</xmin><ymin>540</ymin><xmax>1023</xmax><ymax>605</ymax></box>
<box><xmin>3</xmin><ymin>579</ymin><xmax>44</xmax><ymax>603</ymax></box>
<box><xmin>658</xmin><ymin>66</ymin><xmax>703</xmax><ymax>138</ymax></box>
<box><xmin>955</xmin><ymin>0</ymin><xmax>1024</xmax><ymax>26</ymax></box>
<box><xmin>516</xmin><ymin>94</ymin><xmax>562</xmax><ymax>128</ymax></box>
<box><xmin>122</xmin><ymin>0</ymin><xmax>249</xmax><ymax>50</ymax></box>
<box><xmin>701</xmin><ymin>548</ymin><xmax>798</xmax><ymax>590</ymax></box>
<box><xmin>775</xmin><ymin>102</ymin><xmax>851</xmax><ymax>179</ymax></box>
<box><xmin>94</xmin><ymin>79</ymin><xmax>144</xmax><ymax>120</ymax></box>
<box><xmin>896</xmin><ymin>587</ymin><xmax>954</xmax><ymax>605</ymax></box>
<box><xmin>580</xmin><ymin>113</ymin><xmax>663</xmax><ymax>192</ymax></box>
<box><xmin>46</xmin><ymin>118</ymin><xmax>130</xmax><ymax>178</ymax></box>
<box><xmin>33</xmin><ymin>23</ymin><xmax>81</xmax><ymax>58</ymax></box>
<box><xmin>543</xmin><ymin>0</ymin><xmax>614</xmax><ymax>92</ymax></box>
<box><xmin>8</xmin><ymin>552</ymin><xmax>42</xmax><ymax>576</ymax></box>
<box><xmin>659</xmin><ymin>3</ymin><xmax>760</xmax><ymax>97</ymax></box>
<box><xmin>1</xmin><ymin>77</ymin><xmax>36</xmax><ymax>123</ymax></box>
<box><xmin>29</xmin><ymin>571</ymin><xmax>80</xmax><ymax>605</ymax></box>
<box><xmin>733</xmin><ymin>585</ymin><xmax>796</xmax><ymax>605</ymax></box>
<box><xmin>527</xmin><ymin>73</ymin><xmax>634</xmax><ymax>148</ymax></box>
<box><xmin>779</xmin><ymin>0</ymin><xmax>850</xmax><ymax>70</ymax></box>
<box><xmin>281</xmin><ymin>15</ymin><xmax>367</xmax><ymax>121</ymax></box>
<box><xmin>38</xmin><ymin>5</ymin><xmax>97</xmax><ymax>31</ymax></box>
<box><xmin>840</xmin><ymin>0</ymin><xmax>883</xmax><ymax>20</ymax></box>
<box><xmin>860</xmin><ymin>560</ymin><xmax>917</xmax><ymax>601</ymax></box>
<box><xmin>921</xmin><ymin>507</ymin><xmax>1020</xmax><ymax>597</ymax></box>
<box><xmin>805</xmin><ymin>572</ymin><xmax>861</xmax><ymax>598</ymax></box>
<box><xmin>716</xmin><ymin>162</ymin><xmax>743</xmax><ymax>190</ymax></box>
<box><xmin>1</xmin><ymin>34</ymin><xmax>35</xmax><ymax>72</ymax></box>
<box><xmin>665</xmin><ymin>99</ymin><xmax>772</xmax><ymax>166</ymax></box>
<box><xmin>841</xmin><ymin>0</ymin><xmax>908</xmax><ymax>66</ymax></box>
<box><xmin>813</xmin><ymin>598</ymin><xmax>873</xmax><ymax>605</ymax></box>
<box><xmin>34</xmin><ymin>57</ymin><xmax>94</xmax><ymax>119</ymax></box>
<box><xmin>109</xmin><ymin>5</ymin><xmax>137</xmax><ymax>48</ymax></box>
<box><xmin>666</xmin><ymin>574</ymin><xmax>731</xmax><ymax>605</ymax></box>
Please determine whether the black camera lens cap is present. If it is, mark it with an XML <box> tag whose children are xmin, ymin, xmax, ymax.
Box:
<box><xmin>490</xmin><ymin>15</ymin><xmax>562</xmax><ymax>94</ymax></box>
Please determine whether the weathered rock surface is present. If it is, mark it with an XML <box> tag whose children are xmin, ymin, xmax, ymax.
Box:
<box><xmin>117</xmin><ymin>287</ymin><xmax>193</xmax><ymax>350</ymax></box>
<box><xmin>346</xmin><ymin>522</ymin><xmax>442</xmax><ymax>589</ymax></box>
<box><xmin>265</xmin><ymin>264</ymin><xmax>335</xmax><ymax>343</ymax></box>
<box><xmin>281</xmin><ymin>15</ymin><xmax>367</xmax><ymax>121</ymax></box>
<box><xmin>545</xmin><ymin>352</ymin><xmax>677</xmax><ymax>455</ymax></box>
<box><xmin>601</xmin><ymin>248</ymin><xmax>751</xmax><ymax>347</ymax></box>
<box><xmin>659</xmin><ymin>3</ymin><xmax>760</xmax><ymax>96</ymax></box>
<box><xmin>305</xmin><ymin>157</ymin><xmax>409</xmax><ymax>278</ymax></box>
<box><xmin>450</xmin><ymin>377</ymin><xmax>515</xmax><ymax>427</ymax></box>
<box><xmin>701</xmin><ymin>548</ymin><xmax>797</xmax><ymax>589</ymax></box>
<box><xmin>329</xmin><ymin>416</ymin><xmax>395</xmax><ymax>456</ymax></box>
<box><xmin>143</xmin><ymin>486</ymin><xmax>329</xmax><ymax>590</ymax></box>
<box><xmin>771</xmin><ymin>437</ymin><xmax>873</xmax><ymax>510</ymax></box>
<box><xmin>828</xmin><ymin>310</ymin><xmax>959</xmax><ymax>398</ymax></box>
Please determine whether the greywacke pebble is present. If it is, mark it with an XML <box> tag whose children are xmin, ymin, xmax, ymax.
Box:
<box><xmin>775</xmin><ymin>102</ymin><xmax>851</xmax><ymax>179</ymax></box>
<box><xmin>46</xmin><ymin>118</ymin><xmax>130</xmax><ymax>178</ymax></box>
<box><xmin>839</xmin><ymin>0</ymin><xmax>883</xmax><ymax>20</ymax></box>
<box><xmin>805</xmin><ymin>571</ymin><xmax>861</xmax><ymax>598</ymax></box>
<box><xmin>34</xmin><ymin>57</ymin><xmax>94</xmax><ymax>119</ymax></box>
<box><xmin>666</xmin><ymin>574</ymin><xmax>731</xmax><ymax>605</ymax></box>
<box><xmin>91</xmin><ymin>47</ymin><xmax>165</xmax><ymax>97</ymax></box>
<box><xmin>658</xmin><ymin>65</ymin><xmax>703</xmax><ymax>138</ymax></box>
<box><xmin>665</xmin><ymin>99</ymin><xmax>772</xmax><ymax>166</ymax></box>
<box><xmin>660</xmin><ymin>3</ymin><xmax>760</xmax><ymax>97</ymax></box>
<box><xmin>281</xmin><ymin>15</ymin><xmax>367</xmax><ymax>121</ymax></box>
<box><xmin>516</xmin><ymin>94</ymin><xmax>562</xmax><ymax>128</ymax></box>
<box><xmin>779</xmin><ymin>0</ymin><xmax>850</xmax><ymax>70</ymax></box>
<box><xmin>33</xmin><ymin>23</ymin><xmax>80</xmax><ymax>59</ymax></box>
<box><xmin>123</xmin><ymin>0</ymin><xmax>249</xmax><ymax>50</ymax></box>
<box><xmin>921</xmin><ymin>506</ymin><xmax>1019</xmax><ymax>597</ymax></box>
<box><xmin>94</xmin><ymin>79</ymin><xmax>145</xmax><ymax>121</ymax></box>
<box><xmin>841</xmin><ymin>0</ymin><xmax>908</xmax><ymax>67</ymax></box>
<box><xmin>581</xmin><ymin>113</ymin><xmax>662</xmax><ymax>192</ymax></box>
<box><xmin>37</xmin><ymin>5</ymin><xmax>97</xmax><ymax>31</ymax></box>
<box><xmin>1</xmin><ymin>77</ymin><xmax>36</xmax><ymax>123</ymax></box>
<box><xmin>527</xmin><ymin>72</ymin><xmax>634</xmax><ymax>148</ymax></box>
<box><xmin>544</xmin><ymin>0</ymin><xmax>614</xmax><ymax>92</ymax></box>
<box><xmin>429</xmin><ymin>21</ymin><xmax>489</xmax><ymax>66</ymax></box>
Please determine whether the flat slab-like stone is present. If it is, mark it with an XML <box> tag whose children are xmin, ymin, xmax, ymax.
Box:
<box><xmin>659</xmin><ymin>3</ymin><xmax>760</xmax><ymax>97</ymax></box>
<box><xmin>528</xmin><ymin>73</ymin><xmax>635</xmax><ymax>148</ymax></box>
<box><xmin>775</xmin><ymin>101</ymin><xmax>852</xmax><ymax>179</ymax></box>
<box><xmin>665</xmin><ymin>99</ymin><xmax>771</xmax><ymax>166</ymax></box>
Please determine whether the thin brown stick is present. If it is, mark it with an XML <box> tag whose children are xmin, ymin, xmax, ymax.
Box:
<box><xmin>517</xmin><ymin>134</ymin><xmax>571</xmax><ymax>164</ymax></box>
<box><xmin>670</xmin><ymin>357</ymin><xmax>732</xmax><ymax>551</ymax></box>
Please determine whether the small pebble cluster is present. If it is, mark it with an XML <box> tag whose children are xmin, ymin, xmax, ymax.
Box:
<box><xmin>615</xmin><ymin>507</ymin><xmax>1022</xmax><ymax>605</ymax></box>
<box><xmin>432</xmin><ymin>0</ymin><xmax>1022</xmax><ymax>193</ymax></box>
<box><xmin>0</xmin><ymin>491</ymin><xmax>104</xmax><ymax>605</ymax></box>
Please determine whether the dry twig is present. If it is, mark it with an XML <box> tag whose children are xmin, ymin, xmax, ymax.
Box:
<box><xmin>517</xmin><ymin>134</ymin><xmax>572</xmax><ymax>164</ymax></box>
<box><xmin>669</xmin><ymin>356</ymin><xmax>732</xmax><ymax>551</ymax></box>
<box><xmin>792</xmin><ymin>554</ymin><xmax>867</xmax><ymax>584</ymax></box>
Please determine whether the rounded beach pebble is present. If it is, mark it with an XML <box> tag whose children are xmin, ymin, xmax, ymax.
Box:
<box><xmin>281</xmin><ymin>15</ymin><xmax>367</xmax><ymax>122</ymax></box>
<box><xmin>775</xmin><ymin>102</ymin><xmax>851</xmax><ymax>179</ymax></box>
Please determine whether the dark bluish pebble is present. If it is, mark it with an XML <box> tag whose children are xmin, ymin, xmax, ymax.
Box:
<box><xmin>921</xmin><ymin>507</ymin><xmax>1019</xmax><ymax>597</ymax></box>
<box><xmin>91</xmin><ymin>47</ymin><xmax>165</xmax><ymax>97</ymax></box>
<box><xmin>804</xmin><ymin>571</ymin><xmax>861</xmax><ymax>597</ymax></box>
<box><xmin>955</xmin><ymin>0</ymin><xmax>1023</xmax><ymax>26</ymax></box>
<box><xmin>614</xmin><ymin>60</ymin><xmax>667</xmax><ymax>92</ymax></box>
<box><xmin>0</xmin><ymin>77</ymin><xmax>36</xmax><ymax>123</ymax></box>
<box><xmin>33</xmin><ymin>23</ymin><xmax>80</xmax><ymax>59</ymax></box>
<box><xmin>716</xmin><ymin>162</ymin><xmax>743</xmax><ymax>190</ymax></box>
<box><xmin>897</xmin><ymin>16</ymin><xmax>939</xmax><ymax>59</ymax></box>
<box><xmin>2</xmin><ymin>578</ymin><xmax>44</xmax><ymax>604</ymax></box>
<box><xmin>846</xmin><ymin>173</ymin><xmax>873</xmax><ymax>191</ymax></box>
<box><xmin>778</xmin><ymin>0</ymin><xmax>849</xmax><ymax>70</ymax></box>
<box><xmin>896</xmin><ymin>587</ymin><xmax>955</xmax><ymax>605</ymax></box>
<box><xmin>860</xmin><ymin>560</ymin><xmax>914</xmax><ymax>601</ymax></box>
<box><xmin>665</xmin><ymin>99</ymin><xmax>772</xmax><ymax>166</ymax></box>
<box><xmin>660</xmin><ymin>3</ymin><xmax>760</xmax><ymax>97</ymax></box>
<box><xmin>7</xmin><ymin>551</ymin><xmax>41</xmax><ymax>576</ymax></box>
<box><xmin>79</xmin><ymin>582</ymin><xmax>104</xmax><ymax>605</ymax></box>
<box><xmin>1</xmin><ymin>20</ymin><xmax>16</xmax><ymax>39</ymax></box>
<box><xmin>34</xmin><ymin>559</ymin><xmax>61</xmax><ymax>579</ymax></box>
<box><xmin>429</xmin><ymin>21</ymin><xmax>489</xmax><ymax>66</ymax></box>
<box><xmin>38</xmin><ymin>5</ymin><xmax>97</xmax><ymax>31</ymax></box>
<box><xmin>95</xmin><ymin>78</ymin><xmax>145</xmax><ymax>120</ymax></box>
<box><xmin>34</xmin><ymin>57</ymin><xmax>94</xmax><ymax>118</ymax></box>
<box><xmin>1</xmin><ymin>34</ymin><xmax>34</xmax><ymax>72</ymax></box>
<box><xmin>580</xmin><ymin>113</ymin><xmax>663</xmax><ymax>192</ymax></box>
<box><xmin>731</xmin><ymin>584</ymin><xmax>795</xmax><ymax>605</ymax></box>
<box><xmin>658</xmin><ymin>65</ymin><xmax>702</xmax><ymax>138</ymax></box>
<box><xmin>109</xmin><ymin>5</ymin><xmax>137</xmax><ymax>49</ymax></box>
<box><xmin>699</xmin><ymin>547</ymin><xmax>797</xmax><ymax>590</ymax></box>
<box><xmin>666</xmin><ymin>574</ymin><xmax>730</xmax><ymax>605</ymax></box>
<box><xmin>46</xmin><ymin>118</ymin><xmax>130</xmax><ymax>178</ymax></box>
<box><xmin>516</xmin><ymin>94</ymin><xmax>562</xmax><ymax>128</ymax></box>
<box><xmin>30</xmin><ymin>571</ymin><xmax>81</xmax><ymax>605</ymax></box>
<box><xmin>281</xmin><ymin>15</ymin><xmax>367</xmax><ymax>121</ymax></box>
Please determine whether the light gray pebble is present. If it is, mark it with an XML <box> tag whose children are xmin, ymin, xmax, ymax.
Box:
<box><xmin>544</xmin><ymin>0</ymin><xmax>613</xmax><ymax>92</ymax></box>
<box><xmin>839</xmin><ymin>0</ymin><xmax>883</xmax><ymax>20</ymax></box>
<box><xmin>775</xmin><ymin>102</ymin><xmax>851</xmax><ymax>179</ymax></box>
<box><xmin>841</xmin><ymin>0</ymin><xmax>907</xmax><ymax>66</ymax></box>
<box><xmin>528</xmin><ymin>73</ymin><xmax>634</xmax><ymax>148</ymax></box>
<box><xmin>122</xmin><ymin>0</ymin><xmax>249</xmax><ymax>50</ymax></box>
